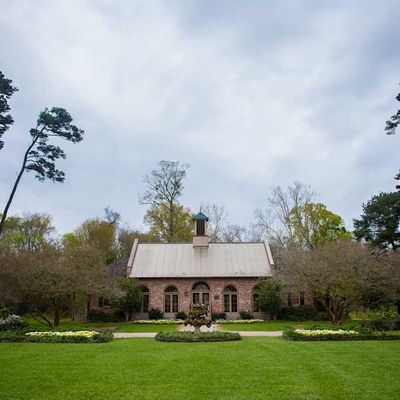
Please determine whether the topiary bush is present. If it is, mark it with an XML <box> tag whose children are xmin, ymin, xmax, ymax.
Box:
<box><xmin>175</xmin><ymin>311</ymin><xmax>188</xmax><ymax>320</ymax></box>
<box><xmin>185</xmin><ymin>304</ymin><xmax>211</xmax><ymax>333</ymax></box>
<box><xmin>239</xmin><ymin>310</ymin><xmax>253</xmax><ymax>320</ymax></box>
<box><xmin>148</xmin><ymin>308</ymin><xmax>163</xmax><ymax>320</ymax></box>
<box><xmin>156</xmin><ymin>331</ymin><xmax>241</xmax><ymax>342</ymax></box>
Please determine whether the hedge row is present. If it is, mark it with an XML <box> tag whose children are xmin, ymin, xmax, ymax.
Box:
<box><xmin>283</xmin><ymin>329</ymin><xmax>400</xmax><ymax>341</ymax></box>
<box><xmin>156</xmin><ymin>331</ymin><xmax>241</xmax><ymax>342</ymax></box>
<box><xmin>0</xmin><ymin>331</ymin><xmax>113</xmax><ymax>343</ymax></box>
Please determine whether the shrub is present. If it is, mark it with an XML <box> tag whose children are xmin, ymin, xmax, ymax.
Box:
<box><xmin>217</xmin><ymin>319</ymin><xmax>264</xmax><ymax>324</ymax></box>
<box><xmin>156</xmin><ymin>331</ymin><xmax>241</xmax><ymax>342</ymax></box>
<box><xmin>0</xmin><ymin>330</ymin><xmax>113</xmax><ymax>343</ymax></box>
<box><xmin>88</xmin><ymin>309</ymin><xmax>125</xmax><ymax>322</ymax></box>
<box><xmin>175</xmin><ymin>311</ymin><xmax>188</xmax><ymax>320</ymax></box>
<box><xmin>283</xmin><ymin>327</ymin><xmax>400</xmax><ymax>341</ymax></box>
<box><xmin>0</xmin><ymin>314</ymin><xmax>27</xmax><ymax>331</ymax></box>
<box><xmin>211</xmin><ymin>312</ymin><xmax>226</xmax><ymax>321</ymax></box>
<box><xmin>239</xmin><ymin>310</ymin><xmax>253</xmax><ymax>320</ymax></box>
<box><xmin>185</xmin><ymin>304</ymin><xmax>211</xmax><ymax>333</ymax></box>
<box><xmin>148</xmin><ymin>308</ymin><xmax>163</xmax><ymax>320</ymax></box>
<box><xmin>133</xmin><ymin>319</ymin><xmax>183</xmax><ymax>324</ymax></box>
<box><xmin>359</xmin><ymin>308</ymin><xmax>399</xmax><ymax>331</ymax></box>
<box><xmin>278</xmin><ymin>307</ymin><xmax>329</xmax><ymax>321</ymax></box>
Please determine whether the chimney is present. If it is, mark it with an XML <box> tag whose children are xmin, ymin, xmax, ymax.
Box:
<box><xmin>193</xmin><ymin>211</ymin><xmax>209</xmax><ymax>248</ymax></box>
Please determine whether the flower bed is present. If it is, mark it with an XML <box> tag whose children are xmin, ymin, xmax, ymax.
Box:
<box><xmin>283</xmin><ymin>328</ymin><xmax>400</xmax><ymax>341</ymax></box>
<box><xmin>216</xmin><ymin>319</ymin><xmax>264</xmax><ymax>324</ymax></box>
<box><xmin>0</xmin><ymin>330</ymin><xmax>113</xmax><ymax>343</ymax></box>
<box><xmin>156</xmin><ymin>331</ymin><xmax>241</xmax><ymax>342</ymax></box>
<box><xmin>132</xmin><ymin>319</ymin><xmax>184</xmax><ymax>324</ymax></box>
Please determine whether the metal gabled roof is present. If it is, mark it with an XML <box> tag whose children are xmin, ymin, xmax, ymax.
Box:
<box><xmin>127</xmin><ymin>241</ymin><xmax>274</xmax><ymax>278</ymax></box>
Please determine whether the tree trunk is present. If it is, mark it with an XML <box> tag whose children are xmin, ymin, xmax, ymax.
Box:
<box><xmin>86</xmin><ymin>295</ymin><xmax>92</xmax><ymax>320</ymax></box>
<box><xmin>0</xmin><ymin>134</ymin><xmax>40</xmax><ymax>237</ymax></box>
<box><xmin>53</xmin><ymin>308</ymin><xmax>60</xmax><ymax>328</ymax></box>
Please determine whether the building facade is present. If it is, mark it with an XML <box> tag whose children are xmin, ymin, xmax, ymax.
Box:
<box><xmin>127</xmin><ymin>212</ymin><xmax>276</xmax><ymax>319</ymax></box>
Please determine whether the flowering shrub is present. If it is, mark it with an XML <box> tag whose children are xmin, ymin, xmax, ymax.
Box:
<box><xmin>185</xmin><ymin>304</ymin><xmax>211</xmax><ymax>333</ymax></box>
<box><xmin>133</xmin><ymin>319</ymin><xmax>184</xmax><ymax>324</ymax></box>
<box><xmin>294</xmin><ymin>329</ymin><xmax>357</xmax><ymax>336</ymax></box>
<box><xmin>283</xmin><ymin>327</ymin><xmax>400</xmax><ymax>341</ymax></box>
<box><xmin>217</xmin><ymin>319</ymin><xmax>264</xmax><ymax>324</ymax></box>
<box><xmin>23</xmin><ymin>330</ymin><xmax>113</xmax><ymax>343</ymax></box>
<box><xmin>0</xmin><ymin>314</ymin><xmax>26</xmax><ymax>331</ymax></box>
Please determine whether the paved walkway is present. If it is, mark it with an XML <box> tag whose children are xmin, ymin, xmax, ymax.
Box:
<box><xmin>113</xmin><ymin>330</ymin><xmax>283</xmax><ymax>339</ymax></box>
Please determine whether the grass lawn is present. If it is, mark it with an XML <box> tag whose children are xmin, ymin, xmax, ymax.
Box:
<box><xmin>220</xmin><ymin>320</ymin><xmax>359</xmax><ymax>331</ymax></box>
<box><xmin>1</xmin><ymin>338</ymin><xmax>400</xmax><ymax>399</ymax></box>
<box><xmin>26</xmin><ymin>319</ymin><xmax>178</xmax><ymax>333</ymax></box>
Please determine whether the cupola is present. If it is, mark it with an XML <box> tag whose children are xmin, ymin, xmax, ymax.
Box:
<box><xmin>193</xmin><ymin>211</ymin><xmax>209</xmax><ymax>248</ymax></box>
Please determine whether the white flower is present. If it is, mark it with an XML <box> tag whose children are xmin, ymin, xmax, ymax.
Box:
<box><xmin>294</xmin><ymin>329</ymin><xmax>357</xmax><ymax>336</ymax></box>
<box><xmin>25</xmin><ymin>330</ymin><xmax>98</xmax><ymax>338</ymax></box>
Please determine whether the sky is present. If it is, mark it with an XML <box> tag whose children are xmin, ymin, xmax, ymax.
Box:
<box><xmin>0</xmin><ymin>0</ymin><xmax>399</xmax><ymax>236</ymax></box>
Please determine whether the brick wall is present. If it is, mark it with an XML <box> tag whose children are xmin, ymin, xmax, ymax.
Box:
<box><xmin>134</xmin><ymin>277</ymin><xmax>263</xmax><ymax>319</ymax></box>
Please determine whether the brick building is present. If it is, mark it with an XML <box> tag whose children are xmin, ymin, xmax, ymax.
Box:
<box><xmin>126</xmin><ymin>212</ymin><xmax>277</xmax><ymax>319</ymax></box>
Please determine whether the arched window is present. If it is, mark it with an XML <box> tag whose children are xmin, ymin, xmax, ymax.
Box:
<box><xmin>138</xmin><ymin>286</ymin><xmax>149</xmax><ymax>313</ymax></box>
<box><xmin>164</xmin><ymin>286</ymin><xmax>179</xmax><ymax>313</ymax></box>
<box><xmin>252</xmin><ymin>285</ymin><xmax>260</xmax><ymax>313</ymax></box>
<box><xmin>192</xmin><ymin>281</ymin><xmax>210</xmax><ymax>305</ymax></box>
<box><xmin>223</xmin><ymin>285</ymin><xmax>238</xmax><ymax>313</ymax></box>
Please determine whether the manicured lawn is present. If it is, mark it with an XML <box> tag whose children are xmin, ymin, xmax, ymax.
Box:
<box><xmin>26</xmin><ymin>319</ymin><xmax>178</xmax><ymax>333</ymax></box>
<box><xmin>1</xmin><ymin>338</ymin><xmax>400</xmax><ymax>399</ymax></box>
<box><xmin>220</xmin><ymin>320</ymin><xmax>359</xmax><ymax>331</ymax></box>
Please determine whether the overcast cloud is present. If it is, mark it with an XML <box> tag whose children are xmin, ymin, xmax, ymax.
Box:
<box><xmin>0</xmin><ymin>0</ymin><xmax>399</xmax><ymax>235</ymax></box>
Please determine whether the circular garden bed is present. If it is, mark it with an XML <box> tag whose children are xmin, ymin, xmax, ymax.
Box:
<box><xmin>155</xmin><ymin>331</ymin><xmax>241</xmax><ymax>342</ymax></box>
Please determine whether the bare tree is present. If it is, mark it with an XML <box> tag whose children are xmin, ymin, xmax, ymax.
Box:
<box><xmin>140</xmin><ymin>161</ymin><xmax>189</xmax><ymax>242</ymax></box>
<box><xmin>222</xmin><ymin>224</ymin><xmax>246</xmax><ymax>242</ymax></box>
<box><xmin>255</xmin><ymin>181</ymin><xmax>315</xmax><ymax>248</ymax></box>
<box><xmin>200</xmin><ymin>202</ymin><xmax>228</xmax><ymax>242</ymax></box>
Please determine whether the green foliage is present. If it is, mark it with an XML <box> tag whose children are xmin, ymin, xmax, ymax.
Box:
<box><xmin>114</xmin><ymin>278</ymin><xmax>141</xmax><ymax>321</ymax></box>
<box><xmin>211</xmin><ymin>312</ymin><xmax>226</xmax><ymax>321</ymax></box>
<box><xmin>0</xmin><ymin>314</ymin><xmax>26</xmax><ymax>331</ymax></box>
<box><xmin>0</xmin><ymin>70</ymin><xmax>18</xmax><ymax>150</ymax></box>
<box><xmin>141</xmin><ymin>161</ymin><xmax>192</xmax><ymax>242</ymax></box>
<box><xmin>185</xmin><ymin>304</ymin><xmax>211</xmax><ymax>331</ymax></box>
<box><xmin>359</xmin><ymin>308</ymin><xmax>400</xmax><ymax>331</ymax></box>
<box><xmin>144</xmin><ymin>203</ymin><xmax>193</xmax><ymax>242</ymax></box>
<box><xmin>88</xmin><ymin>310</ymin><xmax>125</xmax><ymax>323</ymax></box>
<box><xmin>175</xmin><ymin>311</ymin><xmax>188</xmax><ymax>320</ymax></box>
<box><xmin>278</xmin><ymin>307</ymin><xmax>329</xmax><ymax>321</ymax></box>
<box><xmin>283</xmin><ymin>327</ymin><xmax>400</xmax><ymax>341</ymax></box>
<box><xmin>0</xmin><ymin>213</ymin><xmax>54</xmax><ymax>252</ymax></box>
<box><xmin>155</xmin><ymin>331</ymin><xmax>241</xmax><ymax>342</ymax></box>
<box><xmin>0</xmin><ymin>331</ymin><xmax>113</xmax><ymax>343</ymax></box>
<box><xmin>257</xmin><ymin>279</ymin><xmax>283</xmax><ymax>319</ymax></box>
<box><xmin>354</xmin><ymin>191</ymin><xmax>400</xmax><ymax>250</ymax></box>
<box><xmin>239</xmin><ymin>310</ymin><xmax>254</xmax><ymax>320</ymax></box>
<box><xmin>148</xmin><ymin>308</ymin><xmax>163</xmax><ymax>320</ymax></box>
<box><xmin>385</xmin><ymin>87</ymin><xmax>400</xmax><ymax>135</ymax></box>
<box><xmin>290</xmin><ymin>202</ymin><xmax>352</xmax><ymax>249</ymax></box>
<box><xmin>25</xmin><ymin>107</ymin><xmax>84</xmax><ymax>182</ymax></box>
